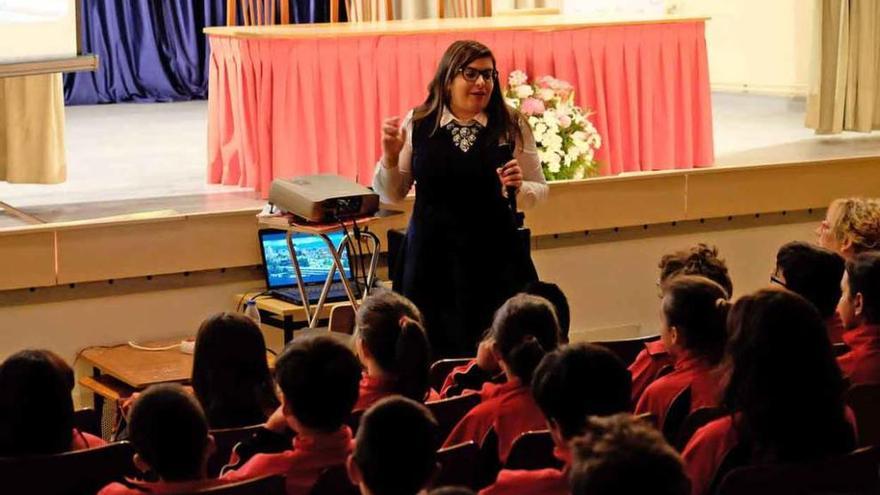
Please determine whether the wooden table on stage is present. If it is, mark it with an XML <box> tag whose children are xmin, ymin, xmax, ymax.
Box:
<box><xmin>233</xmin><ymin>292</ymin><xmax>355</xmax><ymax>344</ymax></box>
<box><xmin>205</xmin><ymin>14</ymin><xmax>714</xmax><ymax>198</ymax></box>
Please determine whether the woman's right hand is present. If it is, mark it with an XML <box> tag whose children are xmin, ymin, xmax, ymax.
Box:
<box><xmin>381</xmin><ymin>116</ymin><xmax>406</xmax><ymax>167</ymax></box>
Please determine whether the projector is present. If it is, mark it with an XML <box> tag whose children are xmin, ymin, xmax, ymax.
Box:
<box><xmin>268</xmin><ymin>174</ymin><xmax>380</xmax><ymax>223</ymax></box>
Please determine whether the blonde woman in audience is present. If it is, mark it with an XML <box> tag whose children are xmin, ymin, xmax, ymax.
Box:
<box><xmin>817</xmin><ymin>197</ymin><xmax>880</xmax><ymax>259</ymax></box>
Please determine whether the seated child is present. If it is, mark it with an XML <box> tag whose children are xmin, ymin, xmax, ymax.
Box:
<box><xmin>480</xmin><ymin>343</ymin><xmax>631</xmax><ymax>495</ymax></box>
<box><xmin>0</xmin><ymin>349</ymin><xmax>105</xmax><ymax>457</ymax></box>
<box><xmin>837</xmin><ymin>251</ymin><xmax>880</xmax><ymax>384</ymax></box>
<box><xmin>635</xmin><ymin>275</ymin><xmax>728</xmax><ymax>430</ymax></box>
<box><xmin>347</xmin><ymin>397</ymin><xmax>439</xmax><ymax>495</ymax></box>
<box><xmin>569</xmin><ymin>414</ymin><xmax>689</xmax><ymax>495</ymax></box>
<box><xmin>98</xmin><ymin>384</ymin><xmax>225</xmax><ymax>494</ymax></box>
<box><xmin>223</xmin><ymin>335</ymin><xmax>362</xmax><ymax>495</ymax></box>
<box><xmin>443</xmin><ymin>294</ymin><xmax>560</xmax><ymax>464</ymax></box>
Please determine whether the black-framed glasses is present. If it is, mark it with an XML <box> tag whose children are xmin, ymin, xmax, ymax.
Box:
<box><xmin>770</xmin><ymin>275</ymin><xmax>786</xmax><ymax>287</ymax></box>
<box><xmin>458</xmin><ymin>67</ymin><xmax>498</xmax><ymax>83</ymax></box>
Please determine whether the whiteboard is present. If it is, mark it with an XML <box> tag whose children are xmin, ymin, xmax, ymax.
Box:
<box><xmin>0</xmin><ymin>0</ymin><xmax>78</xmax><ymax>64</ymax></box>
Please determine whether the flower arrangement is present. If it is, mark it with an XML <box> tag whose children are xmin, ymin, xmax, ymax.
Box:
<box><xmin>504</xmin><ymin>70</ymin><xmax>601</xmax><ymax>181</ymax></box>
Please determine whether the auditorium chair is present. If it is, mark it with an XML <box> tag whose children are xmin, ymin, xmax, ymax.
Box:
<box><xmin>674</xmin><ymin>406</ymin><xmax>728</xmax><ymax>451</ymax></box>
<box><xmin>207</xmin><ymin>424</ymin><xmax>265</xmax><ymax>477</ymax></box>
<box><xmin>476</xmin><ymin>428</ymin><xmax>502</xmax><ymax>489</ymax></box>
<box><xmin>331</xmin><ymin>0</ymin><xmax>394</xmax><ymax>22</ymax></box>
<box><xmin>195</xmin><ymin>474</ymin><xmax>286</xmax><ymax>494</ymax></box>
<box><xmin>715</xmin><ymin>446</ymin><xmax>880</xmax><ymax>495</ymax></box>
<box><xmin>0</xmin><ymin>441</ymin><xmax>136</xmax><ymax>495</ymax></box>
<box><xmin>593</xmin><ymin>334</ymin><xmax>661</xmax><ymax>367</ymax></box>
<box><xmin>846</xmin><ymin>383</ymin><xmax>880</xmax><ymax>447</ymax></box>
<box><xmin>435</xmin><ymin>441</ymin><xmax>480</xmax><ymax>489</ymax></box>
<box><xmin>439</xmin><ymin>0</ymin><xmax>493</xmax><ymax>18</ymax></box>
<box><xmin>429</xmin><ymin>357</ymin><xmax>474</xmax><ymax>392</ymax></box>
<box><xmin>226</xmin><ymin>0</ymin><xmax>290</xmax><ymax>26</ymax></box>
<box><xmin>662</xmin><ymin>386</ymin><xmax>692</xmax><ymax>444</ymax></box>
<box><xmin>426</xmin><ymin>393</ymin><xmax>482</xmax><ymax>440</ymax></box>
<box><xmin>347</xmin><ymin>409</ymin><xmax>366</xmax><ymax>435</ymax></box>
<box><xmin>505</xmin><ymin>430</ymin><xmax>562</xmax><ymax>471</ymax></box>
<box><xmin>310</xmin><ymin>465</ymin><xmax>359</xmax><ymax>495</ymax></box>
<box><xmin>329</xmin><ymin>303</ymin><xmax>356</xmax><ymax>334</ymax></box>
<box><xmin>72</xmin><ymin>407</ymin><xmax>100</xmax><ymax>437</ymax></box>
<box><xmin>832</xmin><ymin>342</ymin><xmax>850</xmax><ymax>357</ymax></box>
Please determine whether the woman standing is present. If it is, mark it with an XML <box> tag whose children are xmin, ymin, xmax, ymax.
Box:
<box><xmin>373</xmin><ymin>40</ymin><xmax>548</xmax><ymax>357</ymax></box>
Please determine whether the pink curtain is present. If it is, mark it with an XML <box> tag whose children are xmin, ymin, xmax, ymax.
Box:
<box><xmin>208</xmin><ymin>21</ymin><xmax>713</xmax><ymax>197</ymax></box>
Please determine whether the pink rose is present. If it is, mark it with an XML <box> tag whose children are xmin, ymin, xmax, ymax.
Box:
<box><xmin>557</xmin><ymin>82</ymin><xmax>574</xmax><ymax>101</ymax></box>
<box><xmin>558</xmin><ymin>114</ymin><xmax>572</xmax><ymax>129</ymax></box>
<box><xmin>537</xmin><ymin>75</ymin><xmax>555</xmax><ymax>89</ymax></box>
<box><xmin>520</xmin><ymin>98</ymin><xmax>546</xmax><ymax>116</ymax></box>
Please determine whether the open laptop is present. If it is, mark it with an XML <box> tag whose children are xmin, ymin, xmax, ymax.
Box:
<box><xmin>258</xmin><ymin>228</ymin><xmax>360</xmax><ymax>305</ymax></box>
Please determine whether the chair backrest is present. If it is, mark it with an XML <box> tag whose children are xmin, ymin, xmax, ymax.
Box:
<box><xmin>593</xmin><ymin>335</ymin><xmax>660</xmax><ymax>367</ymax></box>
<box><xmin>662</xmin><ymin>386</ymin><xmax>692</xmax><ymax>443</ymax></box>
<box><xmin>73</xmin><ymin>408</ymin><xmax>100</xmax><ymax>437</ymax></box>
<box><xmin>832</xmin><ymin>342</ymin><xmax>850</xmax><ymax>357</ymax></box>
<box><xmin>717</xmin><ymin>446</ymin><xmax>880</xmax><ymax>495</ymax></box>
<box><xmin>429</xmin><ymin>358</ymin><xmax>474</xmax><ymax>392</ymax></box>
<box><xmin>226</xmin><ymin>0</ymin><xmax>290</xmax><ymax>26</ymax></box>
<box><xmin>439</xmin><ymin>0</ymin><xmax>493</xmax><ymax>18</ymax></box>
<box><xmin>310</xmin><ymin>464</ymin><xmax>359</xmax><ymax>495</ymax></box>
<box><xmin>208</xmin><ymin>424</ymin><xmax>265</xmax><ymax>477</ymax></box>
<box><xmin>846</xmin><ymin>383</ymin><xmax>880</xmax><ymax>447</ymax></box>
<box><xmin>329</xmin><ymin>303</ymin><xmax>356</xmax><ymax>334</ymax></box>
<box><xmin>674</xmin><ymin>407</ymin><xmax>728</xmax><ymax>451</ymax></box>
<box><xmin>504</xmin><ymin>430</ymin><xmax>561</xmax><ymax>471</ymax></box>
<box><xmin>434</xmin><ymin>441</ymin><xmax>480</xmax><ymax>489</ymax></box>
<box><xmin>192</xmin><ymin>474</ymin><xmax>286</xmax><ymax>495</ymax></box>
<box><xmin>332</xmin><ymin>0</ymin><xmax>393</xmax><ymax>22</ymax></box>
<box><xmin>426</xmin><ymin>393</ymin><xmax>482</xmax><ymax>441</ymax></box>
<box><xmin>347</xmin><ymin>409</ymin><xmax>366</xmax><ymax>436</ymax></box>
<box><xmin>476</xmin><ymin>427</ymin><xmax>502</xmax><ymax>489</ymax></box>
<box><xmin>0</xmin><ymin>441</ymin><xmax>136</xmax><ymax>495</ymax></box>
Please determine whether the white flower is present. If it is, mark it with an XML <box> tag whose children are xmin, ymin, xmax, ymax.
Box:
<box><xmin>537</xmin><ymin>88</ymin><xmax>555</xmax><ymax>102</ymax></box>
<box><xmin>572</xmin><ymin>131</ymin><xmax>588</xmax><ymax>143</ymax></box>
<box><xmin>547</xmin><ymin>156</ymin><xmax>562</xmax><ymax>174</ymax></box>
<box><xmin>533</xmin><ymin>122</ymin><xmax>548</xmax><ymax>143</ymax></box>
<box><xmin>544</xmin><ymin>133</ymin><xmax>563</xmax><ymax>152</ymax></box>
<box><xmin>508</xmin><ymin>70</ymin><xmax>528</xmax><ymax>87</ymax></box>
<box><xmin>541</xmin><ymin>110</ymin><xmax>559</xmax><ymax>129</ymax></box>
<box><xmin>515</xmin><ymin>85</ymin><xmax>534</xmax><ymax>98</ymax></box>
<box><xmin>528</xmin><ymin>116</ymin><xmax>540</xmax><ymax>127</ymax></box>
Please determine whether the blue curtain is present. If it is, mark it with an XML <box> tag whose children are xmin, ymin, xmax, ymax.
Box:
<box><xmin>64</xmin><ymin>1</ymin><xmax>326</xmax><ymax>105</ymax></box>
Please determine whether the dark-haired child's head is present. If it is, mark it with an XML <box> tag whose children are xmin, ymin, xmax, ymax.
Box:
<box><xmin>532</xmin><ymin>343</ymin><xmax>631</xmax><ymax>446</ymax></box>
<box><xmin>660</xmin><ymin>275</ymin><xmax>730</xmax><ymax>364</ymax></box>
<box><xmin>276</xmin><ymin>335</ymin><xmax>361</xmax><ymax>434</ymax></box>
<box><xmin>428</xmin><ymin>488</ymin><xmax>475</xmax><ymax>495</ymax></box>
<box><xmin>659</xmin><ymin>244</ymin><xmax>733</xmax><ymax>297</ymax></box>
<box><xmin>490</xmin><ymin>294</ymin><xmax>560</xmax><ymax>384</ymax></box>
<box><xmin>724</xmin><ymin>288</ymin><xmax>852</xmax><ymax>460</ymax></box>
<box><xmin>128</xmin><ymin>384</ymin><xmax>214</xmax><ymax>481</ymax></box>
<box><xmin>774</xmin><ymin>241</ymin><xmax>845</xmax><ymax>319</ymax></box>
<box><xmin>191</xmin><ymin>312</ymin><xmax>278</xmax><ymax>428</ymax></box>
<box><xmin>355</xmin><ymin>290</ymin><xmax>432</xmax><ymax>402</ymax></box>
<box><xmin>839</xmin><ymin>251</ymin><xmax>880</xmax><ymax>328</ymax></box>
<box><xmin>523</xmin><ymin>281</ymin><xmax>570</xmax><ymax>343</ymax></box>
<box><xmin>349</xmin><ymin>397</ymin><xmax>439</xmax><ymax>495</ymax></box>
<box><xmin>569</xmin><ymin>414</ymin><xmax>688</xmax><ymax>495</ymax></box>
<box><xmin>0</xmin><ymin>349</ymin><xmax>75</xmax><ymax>457</ymax></box>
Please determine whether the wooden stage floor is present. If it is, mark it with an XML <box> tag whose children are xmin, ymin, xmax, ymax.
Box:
<box><xmin>1</xmin><ymin>92</ymin><xmax>878</xmax><ymax>230</ymax></box>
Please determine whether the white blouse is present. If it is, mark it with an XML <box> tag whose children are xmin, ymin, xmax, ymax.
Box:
<box><xmin>373</xmin><ymin>107</ymin><xmax>549</xmax><ymax>209</ymax></box>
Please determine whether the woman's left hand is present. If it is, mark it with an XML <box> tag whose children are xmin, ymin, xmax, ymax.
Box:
<box><xmin>497</xmin><ymin>159</ymin><xmax>523</xmax><ymax>190</ymax></box>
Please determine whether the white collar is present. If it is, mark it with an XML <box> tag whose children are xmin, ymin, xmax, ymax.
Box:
<box><xmin>440</xmin><ymin>106</ymin><xmax>488</xmax><ymax>128</ymax></box>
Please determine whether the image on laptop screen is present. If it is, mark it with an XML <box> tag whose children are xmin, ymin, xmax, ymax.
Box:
<box><xmin>261</xmin><ymin>231</ymin><xmax>352</xmax><ymax>288</ymax></box>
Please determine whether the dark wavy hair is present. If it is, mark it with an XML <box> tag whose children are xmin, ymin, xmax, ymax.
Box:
<box><xmin>0</xmin><ymin>350</ymin><xmax>75</xmax><ymax>457</ymax></box>
<box><xmin>721</xmin><ymin>289</ymin><xmax>853</xmax><ymax>463</ymax></box>
<box><xmin>191</xmin><ymin>312</ymin><xmax>278</xmax><ymax>429</ymax></box>
<box><xmin>659</xmin><ymin>244</ymin><xmax>733</xmax><ymax>297</ymax></box>
<box><xmin>844</xmin><ymin>251</ymin><xmax>880</xmax><ymax>324</ymax></box>
<box><xmin>356</xmin><ymin>289</ymin><xmax>432</xmax><ymax>403</ymax></box>
<box><xmin>775</xmin><ymin>241</ymin><xmax>844</xmax><ymax>319</ymax></box>
<box><xmin>413</xmin><ymin>40</ymin><xmax>523</xmax><ymax>150</ymax></box>
<box><xmin>490</xmin><ymin>293</ymin><xmax>560</xmax><ymax>384</ymax></box>
<box><xmin>661</xmin><ymin>275</ymin><xmax>730</xmax><ymax>365</ymax></box>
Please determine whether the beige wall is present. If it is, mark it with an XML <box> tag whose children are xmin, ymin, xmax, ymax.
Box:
<box><xmin>671</xmin><ymin>0</ymin><xmax>815</xmax><ymax>96</ymax></box>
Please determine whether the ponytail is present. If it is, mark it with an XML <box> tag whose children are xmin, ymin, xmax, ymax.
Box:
<box><xmin>394</xmin><ymin>317</ymin><xmax>431</xmax><ymax>402</ymax></box>
<box><xmin>491</xmin><ymin>294</ymin><xmax>560</xmax><ymax>384</ymax></box>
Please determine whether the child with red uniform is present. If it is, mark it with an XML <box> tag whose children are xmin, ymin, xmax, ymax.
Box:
<box><xmin>635</xmin><ymin>276</ymin><xmax>728</xmax><ymax>431</ymax></box>
<box><xmin>347</xmin><ymin>397</ymin><xmax>439</xmax><ymax>495</ymax></box>
<box><xmin>837</xmin><ymin>251</ymin><xmax>880</xmax><ymax>384</ymax></box>
<box><xmin>629</xmin><ymin>244</ymin><xmax>733</xmax><ymax>404</ymax></box>
<box><xmin>0</xmin><ymin>349</ymin><xmax>105</xmax><ymax>457</ymax></box>
<box><xmin>480</xmin><ymin>343</ymin><xmax>631</xmax><ymax>495</ymax></box>
<box><xmin>682</xmin><ymin>289</ymin><xmax>855</xmax><ymax>495</ymax></box>
<box><xmin>569</xmin><ymin>414</ymin><xmax>689</xmax><ymax>495</ymax></box>
<box><xmin>98</xmin><ymin>384</ymin><xmax>227</xmax><ymax>494</ymax></box>
<box><xmin>354</xmin><ymin>289</ymin><xmax>438</xmax><ymax>411</ymax></box>
<box><xmin>443</xmin><ymin>294</ymin><xmax>560</xmax><ymax>464</ymax></box>
<box><xmin>223</xmin><ymin>335</ymin><xmax>362</xmax><ymax>495</ymax></box>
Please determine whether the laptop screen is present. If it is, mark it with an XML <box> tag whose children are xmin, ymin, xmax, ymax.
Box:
<box><xmin>260</xmin><ymin>230</ymin><xmax>353</xmax><ymax>289</ymax></box>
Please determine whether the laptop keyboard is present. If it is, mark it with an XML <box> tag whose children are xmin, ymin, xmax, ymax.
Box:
<box><xmin>276</xmin><ymin>282</ymin><xmax>351</xmax><ymax>303</ymax></box>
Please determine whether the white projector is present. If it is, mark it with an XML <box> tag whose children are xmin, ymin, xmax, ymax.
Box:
<box><xmin>268</xmin><ymin>174</ymin><xmax>380</xmax><ymax>223</ymax></box>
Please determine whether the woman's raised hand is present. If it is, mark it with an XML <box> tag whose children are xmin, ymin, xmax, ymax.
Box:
<box><xmin>381</xmin><ymin>116</ymin><xmax>406</xmax><ymax>167</ymax></box>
